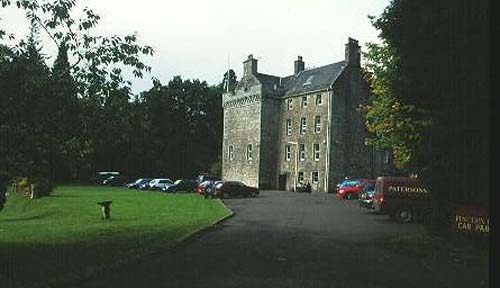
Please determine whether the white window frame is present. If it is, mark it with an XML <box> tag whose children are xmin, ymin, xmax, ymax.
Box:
<box><xmin>228</xmin><ymin>145</ymin><xmax>234</xmax><ymax>161</ymax></box>
<box><xmin>286</xmin><ymin>119</ymin><xmax>292</xmax><ymax>136</ymax></box>
<box><xmin>287</xmin><ymin>99</ymin><xmax>293</xmax><ymax>110</ymax></box>
<box><xmin>299</xmin><ymin>144</ymin><xmax>306</xmax><ymax>161</ymax></box>
<box><xmin>313</xmin><ymin>143</ymin><xmax>320</xmax><ymax>161</ymax></box>
<box><xmin>302</xmin><ymin>96</ymin><xmax>308</xmax><ymax>108</ymax></box>
<box><xmin>298</xmin><ymin>171</ymin><xmax>304</xmax><ymax>184</ymax></box>
<box><xmin>312</xmin><ymin>171</ymin><xmax>319</xmax><ymax>183</ymax></box>
<box><xmin>315</xmin><ymin>116</ymin><xmax>321</xmax><ymax>133</ymax></box>
<box><xmin>285</xmin><ymin>145</ymin><xmax>291</xmax><ymax>161</ymax></box>
<box><xmin>300</xmin><ymin>117</ymin><xmax>307</xmax><ymax>135</ymax></box>
<box><xmin>316</xmin><ymin>93</ymin><xmax>322</xmax><ymax>106</ymax></box>
<box><xmin>246</xmin><ymin>144</ymin><xmax>253</xmax><ymax>161</ymax></box>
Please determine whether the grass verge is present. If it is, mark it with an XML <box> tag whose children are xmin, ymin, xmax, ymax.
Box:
<box><xmin>0</xmin><ymin>185</ymin><xmax>232</xmax><ymax>288</ymax></box>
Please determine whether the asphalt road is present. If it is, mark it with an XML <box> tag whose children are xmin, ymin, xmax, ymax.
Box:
<box><xmin>78</xmin><ymin>191</ymin><xmax>488</xmax><ymax>288</ymax></box>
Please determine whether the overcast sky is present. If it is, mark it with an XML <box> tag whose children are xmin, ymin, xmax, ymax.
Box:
<box><xmin>0</xmin><ymin>0</ymin><xmax>390</xmax><ymax>93</ymax></box>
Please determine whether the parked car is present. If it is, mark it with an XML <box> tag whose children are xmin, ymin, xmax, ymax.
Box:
<box><xmin>163</xmin><ymin>179</ymin><xmax>198</xmax><ymax>193</ymax></box>
<box><xmin>204</xmin><ymin>181</ymin><xmax>223</xmax><ymax>198</ymax></box>
<box><xmin>195</xmin><ymin>180</ymin><xmax>213</xmax><ymax>195</ymax></box>
<box><xmin>95</xmin><ymin>171</ymin><xmax>120</xmax><ymax>185</ymax></box>
<box><xmin>334</xmin><ymin>178</ymin><xmax>361</xmax><ymax>193</ymax></box>
<box><xmin>148</xmin><ymin>178</ymin><xmax>174</xmax><ymax>190</ymax></box>
<box><xmin>126</xmin><ymin>178</ymin><xmax>152</xmax><ymax>189</ymax></box>
<box><xmin>196</xmin><ymin>174</ymin><xmax>220</xmax><ymax>184</ymax></box>
<box><xmin>337</xmin><ymin>179</ymin><xmax>374</xmax><ymax>200</ymax></box>
<box><xmin>373</xmin><ymin>176</ymin><xmax>431</xmax><ymax>223</ymax></box>
<box><xmin>213</xmin><ymin>181</ymin><xmax>259</xmax><ymax>198</ymax></box>
<box><xmin>296</xmin><ymin>182</ymin><xmax>312</xmax><ymax>193</ymax></box>
<box><xmin>103</xmin><ymin>175</ymin><xmax>128</xmax><ymax>186</ymax></box>
<box><xmin>358</xmin><ymin>181</ymin><xmax>376</xmax><ymax>209</ymax></box>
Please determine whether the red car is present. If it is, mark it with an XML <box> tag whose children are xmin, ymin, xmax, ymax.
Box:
<box><xmin>195</xmin><ymin>180</ymin><xmax>213</xmax><ymax>195</ymax></box>
<box><xmin>337</xmin><ymin>179</ymin><xmax>375</xmax><ymax>200</ymax></box>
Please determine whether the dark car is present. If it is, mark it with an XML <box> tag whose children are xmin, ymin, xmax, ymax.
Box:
<box><xmin>103</xmin><ymin>175</ymin><xmax>128</xmax><ymax>186</ymax></box>
<box><xmin>95</xmin><ymin>171</ymin><xmax>120</xmax><ymax>185</ymax></box>
<box><xmin>213</xmin><ymin>181</ymin><xmax>259</xmax><ymax>198</ymax></box>
<box><xmin>358</xmin><ymin>181</ymin><xmax>376</xmax><ymax>209</ymax></box>
<box><xmin>163</xmin><ymin>179</ymin><xmax>198</xmax><ymax>193</ymax></box>
<box><xmin>126</xmin><ymin>178</ymin><xmax>152</xmax><ymax>189</ymax></box>
<box><xmin>296</xmin><ymin>182</ymin><xmax>312</xmax><ymax>193</ymax></box>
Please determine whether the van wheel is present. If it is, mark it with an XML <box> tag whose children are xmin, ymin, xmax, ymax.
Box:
<box><xmin>396</xmin><ymin>208</ymin><xmax>413</xmax><ymax>223</ymax></box>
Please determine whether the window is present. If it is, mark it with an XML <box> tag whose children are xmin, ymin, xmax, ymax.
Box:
<box><xmin>312</xmin><ymin>171</ymin><xmax>319</xmax><ymax>183</ymax></box>
<box><xmin>313</xmin><ymin>143</ymin><xmax>320</xmax><ymax>161</ymax></box>
<box><xmin>286</xmin><ymin>119</ymin><xmax>292</xmax><ymax>136</ymax></box>
<box><xmin>316</xmin><ymin>94</ymin><xmax>322</xmax><ymax>106</ymax></box>
<box><xmin>300</xmin><ymin>117</ymin><xmax>307</xmax><ymax>135</ymax></box>
<box><xmin>246</xmin><ymin>144</ymin><xmax>253</xmax><ymax>160</ymax></box>
<box><xmin>302</xmin><ymin>96</ymin><xmax>308</xmax><ymax>108</ymax></box>
<box><xmin>298</xmin><ymin>171</ymin><xmax>304</xmax><ymax>184</ymax></box>
<box><xmin>315</xmin><ymin>116</ymin><xmax>321</xmax><ymax>133</ymax></box>
<box><xmin>285</xmin><ymin>145</ymin><xmax>291</xmax><ymax>161</ymax></box>
<box><xmin>228</xmin><ymin>145</ymin><xmax>234</xmax><ymax>161</ymax></box>
<box><xmin>287</xmin><ymin>99</ymin><xmax>293</xmax><ymax>110</ymax></box>
<box><xmin>384</xmin><ymin>150</ymin><xmax>390</xmax><ymax>164</ymax></box>
<box><xmin>299</xmin><ymin>144</ymin><xmax>306</xmax><ymax>161</ymax></box>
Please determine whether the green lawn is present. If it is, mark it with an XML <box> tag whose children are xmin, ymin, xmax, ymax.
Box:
<box><xmin>0</xmin><ymin>185</ymin><xmax>232</xmax><ymax>288</ymax></box>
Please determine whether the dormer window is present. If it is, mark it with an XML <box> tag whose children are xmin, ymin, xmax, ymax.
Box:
<box><xmin>303</xmin><ymin>75</ymin><xmax>314</xmax><ymax>86</ymax></box>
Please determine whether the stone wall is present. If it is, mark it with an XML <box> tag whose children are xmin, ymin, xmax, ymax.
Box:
<box><xmin>328</xmin><ymin>66</ymin><xmax>386</xmax><ymax>189</ymax></box>
<box><xmin>277</xmin><ymin>91</ymin><xmax>330</xmax><ymax>192</ymax></box>
<box><xmin>259</xmin><ymin>97</ymin><xmax>281</xmax><ymax>189</ymax></box>
<box><xmin>222</xmin><ymin>79</ymin><xmax>262</xmax><ymax>188</ymax></box>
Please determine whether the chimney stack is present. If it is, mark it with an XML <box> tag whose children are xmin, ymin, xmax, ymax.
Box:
<box><xmin>243</xmin><ymin>54</ymin><xmax>258</xmax><ymax>76</ymax></box>
<box><xmin>345</xmin><ymin>37</ymin><xmax>361</xmax><ymax>67</ymax></box>
<box><xmin>294</xmin><ymin>56</ymin><xmax>305</xmax><ymax>74</ymax></box>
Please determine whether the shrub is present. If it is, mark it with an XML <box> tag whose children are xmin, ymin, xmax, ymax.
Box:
<box><xmin>11</xmin><ymin>176</ymin><xmax>55</xmax><ymax>198</ymax></box>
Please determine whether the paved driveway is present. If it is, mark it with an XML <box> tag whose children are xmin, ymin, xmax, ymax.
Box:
<box><xmin>78</xmin><ymin>191</ymin><xmax>487</xmax><ymax>288</ymax></box>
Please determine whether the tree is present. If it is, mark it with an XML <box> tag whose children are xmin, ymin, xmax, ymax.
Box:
<box><xmin>361</xmin><ymin>41</ymin><xmax>430</xmax><ymax>170</ymax></box>
<box><xmin>1</xmin><ymin>0</ymin><xmax>154</xmax><ymax>99</ymax></box>
<box><xmin>222</xmin><ymin>69</ymin><xmax>237</xmax><ymax>94</ymax></box>
<box><xmin>364</xmin><ymin>0</ymin><xmax>489</xmax><ymax>229</ymax></box>
<box><xmin>0</xmin><ymin>0</ymin><xmax>154</xmax><ymax>183</ymax></box>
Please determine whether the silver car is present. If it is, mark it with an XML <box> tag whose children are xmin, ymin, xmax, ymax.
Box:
<box><xmin>148</xmin><ymin>178</ymin><xmax>174</xmax><ymax>190</ymax></box>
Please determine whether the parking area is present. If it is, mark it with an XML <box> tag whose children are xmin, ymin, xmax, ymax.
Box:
<box><xmin>78</xmin><ymin>191</ymin><xmax>487</xmax><ymax>288</ymax></box>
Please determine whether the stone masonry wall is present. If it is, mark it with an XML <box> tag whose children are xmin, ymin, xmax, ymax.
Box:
<box><xmin>277</xmin><ymin>91</ymin><xmax>330</xmax><ymax>192</ymax></box>
<box><xmin>259</xmin><ymin>97</ymin><xmax>281</xmax><ymax>189</ymax></box>
<box><xmin>222</xmin><ymin>82</ymin><xmax>262</xmax><ymax>188</ymax></box>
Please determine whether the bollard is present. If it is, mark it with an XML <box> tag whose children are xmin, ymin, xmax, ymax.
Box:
<box><xmin>97</xmin><ymin>201</ymin><xmax>113</xmax><ymax>220</ymax></box>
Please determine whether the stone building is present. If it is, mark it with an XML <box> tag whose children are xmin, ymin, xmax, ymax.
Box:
<box><xmin>222</xmin><ymin>38</ymin><xmax>386</xmax><ymax>193</ymax></box>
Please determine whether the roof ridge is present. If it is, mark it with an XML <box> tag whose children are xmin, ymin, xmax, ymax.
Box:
<box><xmin>281</xmin><ymin>60</ymin><xmax>346</xmax><ymax>79</ymax></box>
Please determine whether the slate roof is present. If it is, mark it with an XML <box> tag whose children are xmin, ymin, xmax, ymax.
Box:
<box><xmin>282</xmin><ymin>61</ymin><xmax>346</xmax><ymax>96</ymax></box>
<box><xmin>255</xmin><ymin>73</ymin><xmax>281</xmax><ymax>96</ymax></box>
<box><xmin>252</xmin><ymin>60</ymin><xmax>347</xmax><ymax>98</ymax></box>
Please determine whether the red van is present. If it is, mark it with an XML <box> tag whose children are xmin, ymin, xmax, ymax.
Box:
<box><xmin>373</xmin><ymin>176</ymin><xmax>431</xmax><ymax>223</ymax></box>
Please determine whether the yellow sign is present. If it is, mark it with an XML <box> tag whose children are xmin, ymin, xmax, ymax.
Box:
<box><xmin>454</xmin><ymin>215</ymin><xmax>490</xmax><ymax>233</ymax></box>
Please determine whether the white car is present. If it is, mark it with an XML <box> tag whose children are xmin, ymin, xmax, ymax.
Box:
<box><xmin>148</xmin><ymin>178</ymin><xmax>174</xmax><ymax>190</ymax></box>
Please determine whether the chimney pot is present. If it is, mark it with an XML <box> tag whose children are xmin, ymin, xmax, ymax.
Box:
<box><xmin>243</xmin><ymin>54</ymin><xmax>258</xmax><ymax>75</ymax></box>
<box><xmin>294</xmin><ymin>56</ymin><xmax>305</xmax><ymax>74</ymax></box>
<box><xmin>345</xmin><ymin>37</ymin><xmax>361</xmax><ymax>66</ymax></box>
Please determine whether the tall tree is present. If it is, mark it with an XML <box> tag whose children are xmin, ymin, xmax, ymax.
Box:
<box><xmin>364</xmin><ymin>0</ymin><xmax>489</xmax><ymax>228</ymax></box>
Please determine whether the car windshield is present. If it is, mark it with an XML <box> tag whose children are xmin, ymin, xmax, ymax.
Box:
<box><xmin>363</xmin><ymin>183</ymin><xmax>375</xmax><ymax>191</ymax></box>
<box><xmin>174</xmin><ymin>180</ymin><xmax>182</xmax><ymax>185</ymax></box>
